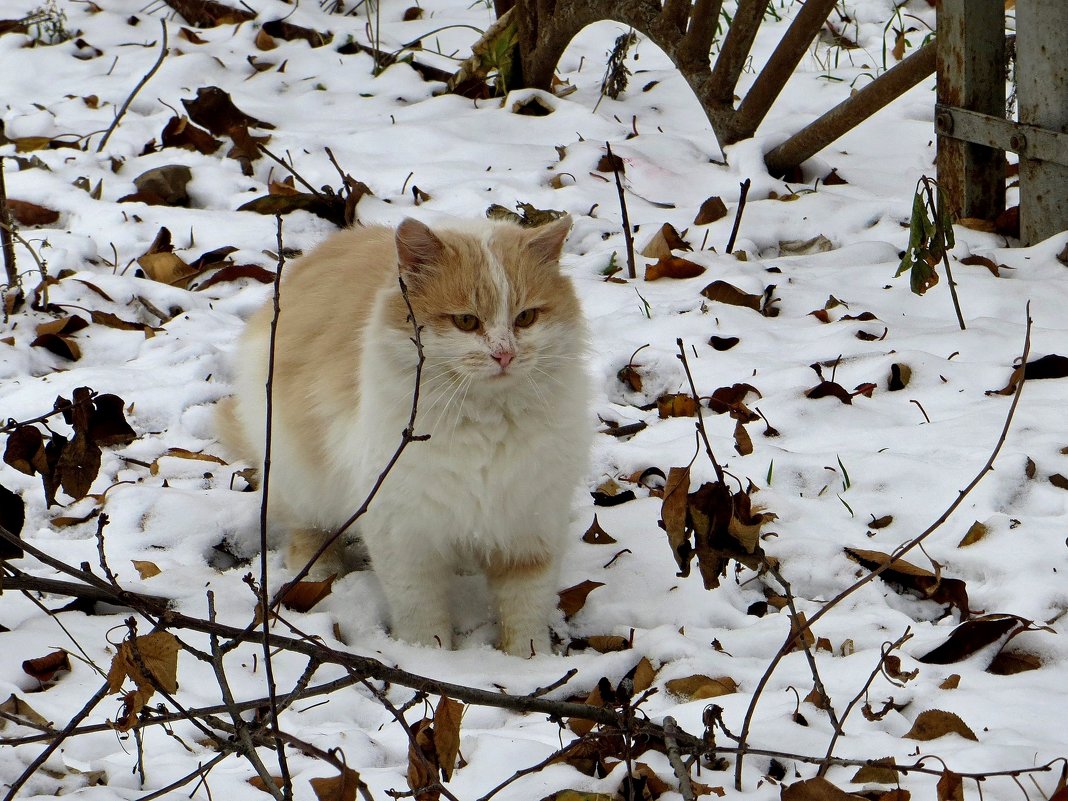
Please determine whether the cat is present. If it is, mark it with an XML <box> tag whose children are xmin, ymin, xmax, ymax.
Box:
<box><xmin>219</xmin><ymin>215</ymin><xmax>591</xmax><ymax>656</ymax></box>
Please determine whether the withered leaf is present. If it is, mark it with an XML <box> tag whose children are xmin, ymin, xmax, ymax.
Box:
<box><xmin>52</xmin><ymin>506</ymin><xmax>101</xmax><ymax>528</ymax></box>
<box><xmin>661</xmin><ymin>467</ymin><xmax>691</xmax><ymax>575</ymax></box>
<box><xmin>189</xmin><ymin>245</ymin><xmax>237</xmax><ymax>270</ymax></box>
<box><xmin>150</xmin><ymin>447</ymin><xmax>227</xmax><ymax>474</ymax></box>
<box><xmin>869</xmin><ymin>515</ymin><xmax>893</xmax><ymax>529</ymax></box>
<box><xmin>640</xmin><ymin>223</ymin><xmax>691</xmax><ymax>259</ymax></box>
<box><xmin>238</xmin><ymin>192</ymin><xmax>346</xmax><ymax>227</ymax></box>
<box><xmin>406</xmin><ymin>717</ymin><xmax>438</xmax><ymax>800</ymax></box>
<box><xmin>851</xmin><ymin>757</ymin><xmax>898</xmax><ymax>785</ymax></box>
<box><xmin>163</xmin><ymin>0</ymin><xmax>255</xmax><ymax>27</ymax></box>
<box><xmin>137</xmin><ymin>251</ymin><xmax>198</xmax><ymax>286</ymax></box>
<box><xmin>195</xmin><ymin>263</ymin><xmax>275</xmax><ymax>291</ymax></box>
<box><xmin>960</xmin><ymin>254</ymin><xmax>1003</xmax><ymax>277</ymax></box>
<box><xmin>806</xmin><ymin>381</ymin><xmax>852</xmax><ymax>404</ymax></box>
<box><xmin>733</xmin><ymin>419</ymin><xmax>753</xmax><ymax>456</ymax></box>
<box><xmin>823</xmin><ymin>168</ymin><xmax>848</xmax><ymax>185</ymax></box>
<box><xmin>248</xmin><ymin>776</ymin><xmax>284</xmax><ymax>795</ymax></box>
<box><xmin>262</xmin><ymin>18</ymin><xmax>333</xmax><ymax>47</ymax></box>
<box><xmin>310</xmin><ymin>768</ymin><xmax>360</xmax><ymax>801</ymax></box>
<box><xmin>657</xmin><ymin>393</ymin><xmax>698</xmax><ymax>418</ymax></box>
<box><xmin>700</xmin><ymin>280</ymin><xmax>762</xmax><ymax>312</ymax></box>
<box><xmin>957</xmin><ymin>520</ymin><xmax>988</xmax><ymax>547</ymax></box>
<box><xmin>6</xmin><ymin>199</ymin><xmax>60</xmax><ymax>226</ymax></box>
<box><xmin>617</xmin><ymin>364</ymin><xmax>643</xmax><ymax>392</ymax></box>
<box><xmin>780</xmin><ymin>777</ymin><xmax>860</xmax><ymax>801</ymax></box>
<box><xmin>582</xmin><ymin>515</ymin><xmax>617</xmax><ymax>544</ymax></box>
<box><xmin>937</xmin><ymin>771</ymin><xmax>965</xmax><ymax>801</ymax></box>
<box><xmin>665</xmin><ymin>674</ymin><xmax>737</xmax><ymax>701</ymax></box>
<box><xmin>90</xmin><ymin>310</ymin><xmax>155</xmax><ymax>334</ymax></box>
<box><xmin>0</xmin><ymin>483</ymin><xmax>25</xmax><ymax>558</ymax></box>
<box><xmin>557</xmin><ymin>580</ymin><xmax>604</xmax><ymax>620</ymax></box>
<box><xmin>4</xmin><ymin>426</ymin><xmax>49</xmax><ymax>476</ymax></box>
<box><xmin>22</xmin><ymin>650</ymin><xmax>71</xmax><ymax>684</ymax></box>
<box><xmin>107</xmin><ymin>631</ymin><xmax>180</xmax><ymax>730</ymax></box>
<box><xmin>888</xmin><ymin>363</ymin><xmax>911</xmax><ymax>391</ymax></box>
<box><xmin>132</xmin><ymin>560</ymin><xmax>162</xmax><ymax>579</ymax></box>
<box><xmin>125</xmin><ymin>164</ymin><xmax>193</xmax><ymax>207</ymax></box>
<box><xmin>161</xmin><ymin>115</ymin><xmax>222</xmax><ymax>154</ymax></box>
<box><xmin>917</xmin><ymin>614</ymin><xmax>1029</xmax><ymax>665</ymax></box>
<box><xmin>579</xmin><ymin>635</ymin><xmax>630</xmax><ymax>653</ymax></box>
<box><xmin>939</xmin><ymin>674</ymin><xmax>961</xmax><ymax>689</ymax></box>
<box><xmin>182</xmin><ymin>86</ymin><xmax>274</xmax><ymax>136</ymax></box>
<box><xmin>89</xmin><ymin>393</ymin><xmax>136</xmax><ymax>446</ymax></box>
<box><xmin>36</xmin><ymin>314</ymin><xmax>89</xmax><ymax>338</ymax></box>
<box><xmin>709</xmin><ymin>335</ymin><xmax>739</xmax><ymax>351</ymax></box>
<box><xmin>56</xmin><ymin>424</ymin><xmax>101</xmax><ymax>500</ymax></box>
<box><xmin>280</xmin><ymin>575</ymin><xmax>336</xmax><ymax>613</ymax></box>
<box><xmin>596</xmin><ymin>152</ymin><xmax>624</xmax><ymax>173</ymax></box>
<box><xmin>903</xmin><ymin>709</ymin><xmax>978</xmax><ymax>742</ymax></box>
<box><xmin>693</xmin><ymin>196</ymin><xmax>727</xmax><ymax>225</ymax></box>
<box><xmin>0</xmin><ymin>694</ymin><xmax>50</xmax><ymax>730</ymax></box>
<box><xmin>708</xmin><ymin>382</ymin><xmax>761</xmax><ymax>417</ymax></box>
<box><xmin>986</xmin><ymin>649</ymin><xmax>1042</xmax><ymax>675</ymax></box>
<box><xmin>31</xmin><ymin>333</ymin><xmax>80</xmax><ymax>360</ymax></box>
<box><xmin>845</xmin><ymin>547</ymin><xmax>970</xmax><ymax>617</ymax></box>
<box><xmin>988</xmin><ymin>354</ymin><xmax>1068</xmax><ymax>395</ymax></box>
<box><xmin>433</xmin><ymin>696</ymin><xmax>463</xmax><ymax>781</ymax></box>
<box><xmin>255</xmin><ymin>28</ymin><xmax>277</xmax><ymax>50</ymax></box>
<box><xmin>779</xmin><ymin>234</ymin><xmax>834</xmax><ymax>256</ymax></box>
<box><xmin>644</xmin><ymin>256</ymin><xmax>705</xmax><ymax>281</ymax></box>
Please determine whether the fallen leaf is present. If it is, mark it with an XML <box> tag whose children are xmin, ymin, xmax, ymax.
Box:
<box><xmin>22</xmin><ymin>650</ymin><xmax>71</xmax><ymax>684</ymax></box>
<box><xmin>665</xmin><ymin>674</ymin><xmax>737</xmax><ymax>700</ymax></box>
<box><xmin>957</xmin><ymin>520</ymin><xmax>988</xmax><ymax>547</ymax></box>
<box><xmin>36</xmin><ymin>315</ymin><xmax>89</xmax><ymax>337</ymax></box>
<box><xmin>238</xmin><ymin>192</ymin><xmax>346</xmax><ymax>227</ymax></box>
<box><xmin>823</xmin><ymin>168</ymin><xmax>848</xmax><ymax>185</ymax></box>
<box><xmin>960</xmin><ymin>254</ymin><xmax>1003</xmax><ymax>277</ymax></box>
<box><xmin>582</xmin><ymin>515</ymin><xmax>617</xmax><ymax>544</ymax></box>
<box><xmin>163</xmin><ymin>0</ymin><xmax>255</xmax><ymax>26</ymax></box>
<box><xmin>644</xmin><ymin>256</ymin><xmax>705</xmax><ymax>281</ymax></box>
<box><xmin>779</xmin><ymin>235</ymin><xmax>834</xmax><ymax>256</ymax></box>
<box><xmin>987</xmin><ymin>649</ymin><xmax>1042</xmax><ymax>674</ymax></box>
<box><xmin>617</xmin><ymin>364</ymin><xmax>642</xmax><ymax>392</ymax></box>
<box><xmin>988</xmin><ymin>354</ymin><xmax>1068</xmax><ymax>395</ymax></box>
<box><xmin>433</xmin><ymin>696</ymin><xmax>463</xmax><ymax>780</ymax></box>
<box><xmin>310</xmin><ymin>768</ymin><xmax>360</xmax><ymax>801</ymax></box>
<box><xmin>132</xmin><ymin>560</ymin><xmax>162</xmax><ymax>579</ymax></box>
<box><xmin>0</xmin><ymin>694</ymin><xmax>50</xmax><ymax>730</ymax></box>
<box><xmin>640</xmin><ymin>223</ymin><xmax>691</xmax><ymax>259</ymax></box>
<box><xmin>661</xmin><ymin>467</ymin><xmax>691</xmax><ymax>574</ymax></box>
<box><xmin>693</xmin><ymin>196</ymin><xmax>727</xmax><ymax>225</ymax></box>
<box><xmin>806</xmin><ymin>381</ymin><xmax>852</xmax><ymax>404</ymax></box>
<box><xmin>6</xmin><ymin>199</ymin><xmax>59</xmax><ymax>226</ymax></box>
<box><xmin>851</xmin><ymin>757</ymin><xmax>898</xmax><ymax>785</ymax></box>
<box><xmin>150</xmin><ymin>447</ymin><xmax>228</xmax><ymax>475</ymax></box>
<box><xmin>869</xmin><ymin>515</ymin><xmax>893</xmax><ymax>529</ymax></box>
<box><xmin>194</xmin><ymin>263</ymin><xmax>275</xmax><ymax>290</ymax></box>
<box><xmin>0</xmin><ymin>483</ymin><xmax>24</xmax><ymax>558</ymax></box>
<box><xmin>904</xmin><ymin>709</ymin><xmax>978</xmax><ymax>742</ymax></box>
<box><xmin>581</xmin><ymin>635</ymin><xmax>630</xmax><ymax>653</ymax></box>
<box><xmin>558</xmin><ymin>580</ymin><xmax>604</xmax><ymax>620</ymax></box>
<box><xmin>917</xmin><ymin>614</ymin><xmax>1029</xmax><ymax>665</ymax></box>
<box><xmin>845</xmin><ymin>547</ymin><xmax>970</xmax><ymax>616</ymax></box>
<box><xmin>733</xmin><ymin>419</ymin><xmax>753</xmax><ymax>455</ymax></box>
<box><xmin>262</xmin><ymin>18</ymin><xmax>333</xmax><ymax>47</ymax></box>
<box><xmin>888</xmin><ymin>363</ymin><xmax>911</xmax><ymax>391</ymax></box>
<box><xmin>1050</xmin><ymin>474</ymin><xmax>1068</xmax><ymax>490</ymax></box>
<box><xmin>709</xmin><ymin>336</ymin><xmax>739</xmax><ymax>351</ymax></box>
<box><xmin>657</xmin><ymin>393</ymin><xmax>698</xmax><ymax>418</ymax></box>
<box><xmin>280</xmin><ymin>575</ymin><xmax>336</xmax><ymax>613</ymax></box>
<box><xmin>107</xmin><ymin>631</ymin><xmax>180</xmax><ymax>730</ymax></box>
<box><xmin>700</xmin><ymin>280</ymin><xmax>762</xmax><ymax>312</ymax></box>
<box><xmin>182</xmin><ymin>86</ymin><xmax>274</xmax><ymax>135</ymax></box>
<box><xmin>939</xmin><ymin>674</ymin><xmax>961</xmax><ymax>690</ymax></box>
<box><xmin>781</xmin><ymin>777</ymin><xmax>860</xmax><ymax>801</ymax></box>
<box><xmin>160</xmin><ymin>115</ymin><xmax>222</xmax><ymax>154</ymax></box>
<box><xmin>248</xmin><ymin>776</ymin><xmax>284</xmax><ymax>794</ymax></box>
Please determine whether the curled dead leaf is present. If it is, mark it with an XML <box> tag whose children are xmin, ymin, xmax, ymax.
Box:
<box><xmin>665</xmin><ymin>674</ymin><xmax>737</xmax><ymax>701</ymax></box>
<box><xmin>22</xmin><ymin>650</ymin><xmax>71</xmax><ymax>684</ymax></box>
<box><xmin>644</xmin><ymin>256</ymin><xmax>706</xmax><ymax>281</ymax></box>
<box><xmin>557</xmin><ymin>580</ymin><xmax>604</xmax><ymax>620</ymax></box>
<box><xmin>903</xmin><ymin>709</ymin><xmax>978</xmax><ymax>742</ymax></box>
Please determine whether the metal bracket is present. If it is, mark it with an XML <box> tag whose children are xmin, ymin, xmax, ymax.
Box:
<box><xmin>935</xmin><ymin>103</ymin><xmax>1068</xmax><ymax>166</ymax></box>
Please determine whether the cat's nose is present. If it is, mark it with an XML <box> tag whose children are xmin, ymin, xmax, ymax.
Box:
<box><xmin>492</xmin><ymin>349</ymin><xmax>514</xmax><ymax>369</ymax></box>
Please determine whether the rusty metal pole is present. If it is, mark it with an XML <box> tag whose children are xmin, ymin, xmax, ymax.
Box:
<box><xmin>935</xmin><ymin>0</ymin><xmax>1005</xmax><ymax>222</ymax></box>
<box><xmin>1016</xmin><ymin>0</ymin><xmax>1068</xmax><ymax>244</ymax></box>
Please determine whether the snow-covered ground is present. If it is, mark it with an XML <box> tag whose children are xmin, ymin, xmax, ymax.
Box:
<box><xmin>1</xmin><ymin>1</ymin><xmax>1066</xmax><ymax>799</ymax></box>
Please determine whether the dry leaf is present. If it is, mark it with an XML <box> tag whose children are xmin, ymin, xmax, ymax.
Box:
<box><xmin>733</xmin><ymin>419</ymin><xmax>753</xmax><ymax>456</ymax></box>
<box><xmin>280</xmin><ymin>575</ymin><xmax>336</xmax><ymax>613</ymax></box>
<box><xmin>693</xmin><ymin>196</ymin><xmax>728</xmax><ymax>225</ymax></box>
<box><xmin>0</xmin><ymin>483</ymin><xmax>24</xmax><ymax>558</ymax></box>
<box><xmin>132</xmin><ymin>560</ymin><xmax>161</xmax><ymax>579</ymax></box>
<box><xmin>904</xmin><ymin>709</ymin><xmax>978</xmax><ymax>742</ymax></box>
<box><xmin>558</xmin><ymin>580</ymin><xmax>604</xmax><ymax>620</ymax></box>
<box><xmin>582</xmin><ymin>515</ymin><xmax>617</xmax><ymax>544</ymax></box>
<box><xmin>939</xmin><ymin>674</ymin><xmax>961</xmax><ymax>690</ymax></box>
<box><xmin>851</xmin><ymin>757</ymin><xmax>898</xmax><ymax>784</ymax></box>
<box><xmin>781</xmin><ymin>777</ymin><xmax>860</xmax><ymax>801</ymax></box>
<box><xmin>310</xmin><ymin>768</ymin><xmax>360</xmax><ymax>801</ymax></box>
<box><xmin>888</xmin><ymin>363</ymin><xmax>911</xmax><ymax>391</ymax></box>
<box><xmin>645</xmin><ymin>255</ymin><xmax>706</xmax><ymax>281</ymax></box>
<box><xmin>137</xmin><ymin>251</ymin><xmax>198</xmax><ymax>286</ymax></box>
<box><xmin>957</xmin><ymin>520</ymin><xmax>988</xmax><ymax>547</ymax></box>
<box><xmin>917</xmin><ymin>614</ymin><xmax>1029</xmax><ymax>665</ymax></box>
<box><xmin>657</xmin><ymin>393</ymin><xmax>698</xmax><ymax>418</ymax></box>
<box><xmin>107</xmin><ymin>631</ymin><xmax>180</xmax><ymax>730</ymax></box>
<box><xmin>0</xmin><ymin>694</ymin><xmax>50</xmax><ymax>730</ymax></box>
<box><xmin>6</xmin><ymin>199</ymin><xmax>60</xmax><ymax>226</ymax></box>
<box><xmin>700</xmin><ymin>280</ymin><xmax>763</xmax><ymax>312</ymax></box>
<box><xmin>778</xmin><ymin>235</ymin><xmax>834</xmax><ymax>256</ymax></box>
<box><xmin>22</xmin><ymin>650</ymin><xmax>71</xmax><ymax>684</ymax></box>
<box><xmin>665</xmin><ymin>674</ymin><xmax>737</xmax><ymax>701</ymax></box>
<box><xmin>709</xmin><ymin>335</ymin><xmax>739</xmax><ymax>351</ymax></box>
<box><xmin>937</xmin><ymin>771</ymin><xmax>964</xmax><ymax>801</ymax></box>
<box><xmin>845</xmin><ymin>547</ymin><xmax>970</xmax><ymax>616</ymax></box>
<box><xmin>150</xmin><ymin>447</ymin><xmax>228</xmax><ymax>475</ymax></box>
<box><xmin>640</xmin><ymin>223</ymin><xmax>691</xmax><ymax>259</ymax></box>
<box><xmin>582</xmin><ymin>635</ymin><xmax>630</xmax><ymax>653</ymax></box>
<box><xmin>433</xmin><ymin>696</ymin><xmax>463</xmax><ymax>781</ymax></box>
<box><xmin>987</xmin><ymin>649</ymin><xmax>1042</xmax><ymax>675</ymax></box>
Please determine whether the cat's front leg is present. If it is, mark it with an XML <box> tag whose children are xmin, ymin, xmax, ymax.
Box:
<box><xmin>366</xmin><ymin>537</ymin><xmax>453</xmax><ymax>649</ymax></box>
<box><xmin>485</xmin><ymin>553</ymin><xmax>557</xmax><ymax>657</ymax></box>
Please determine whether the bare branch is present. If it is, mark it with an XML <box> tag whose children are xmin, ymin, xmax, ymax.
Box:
<box><xmin>97</xmin><ymin>19</ymin><xmax>168</xmax><ymax>153</ymax></box>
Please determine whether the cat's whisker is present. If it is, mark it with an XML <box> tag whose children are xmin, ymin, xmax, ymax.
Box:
<box><xmin>447</xmin><ymin>375</ymin><xmax>473</xmax><ymax>443</ymax></box>
<box><xmin>421</xmin><ymin>373</ymin><xmax>467</xmax><ymax>428</ymax></box>
<box><xmin>428</xmin><ymin>372</ymin><xmax>471</xmax><ymax>438</ymax></box>
<box><xmin>525</xmin><ymin>372</ymin><xmax>552</xmax><ymax>415</ymax></box>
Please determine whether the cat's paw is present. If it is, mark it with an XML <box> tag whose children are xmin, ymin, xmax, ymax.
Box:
<box><xmin>500</xmin><ymin>628</ymin><xmax>551</xmax><ymax>658</ymax></box>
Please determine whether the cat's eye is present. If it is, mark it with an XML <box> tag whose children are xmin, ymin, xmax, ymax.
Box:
<box><xmin>514</xmin><ymin>308</ymin><xmax>538</xmax><ymax>328</ymax></box>
<box><xmin>452</xmin><ymin>314</ymin><xmax>480</xmax><ymax>332</ymax></box>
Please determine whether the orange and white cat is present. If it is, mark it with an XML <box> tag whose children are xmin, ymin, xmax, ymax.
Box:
<box><xmin>220</xmin><ymin>216</ymin><xmax>591</xmax><ymax>656</ymax></box>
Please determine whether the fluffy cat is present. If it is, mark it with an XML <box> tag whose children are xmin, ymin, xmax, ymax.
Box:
<box><xmin>220</xmin><ymin>216</ymin><xmax>591</xmax><ymax>656</ymax></box>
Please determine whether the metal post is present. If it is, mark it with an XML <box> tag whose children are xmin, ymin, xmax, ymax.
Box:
<box><xmin>1016</xmin><ymin>0</ymin><xmax>1068</xmax><ymax>244</ymax></box>
<box><xmin>936</xmin><ymin>0</ymin><xmax>1005</xmax><ymax>222</ymax></box>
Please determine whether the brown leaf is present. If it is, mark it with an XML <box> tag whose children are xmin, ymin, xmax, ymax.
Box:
<box><xmin>6</xmin><ymin>199</ymin><xmax>60</xmax><ymax>226</ymax></box>
<box><xmin>132</xmin><ymin>560</ymin><xmax>161</xmax><ymax>579</ymax></box>
<box><xmin>657</xmin><ymin>393</ymin><xmax>698</xmax><ymax>418</ymax></box>
<box><xmin>822</xmin><ymin>168</ymin><xmax>848</xmax><ymax>185</ymax></box>
<box><xmin>645</xmin><ymin>256</ymin><xmax>706</xmax><ymax>281</ymax></box>
<box><xmin>733</xmin><ymin>419</ymin><xmax>753</xmax><ymax>456</ymax></box>
<box><xmin>988</xmin><ymin>354</ymin><xmax>1068</xmax><ymax>395</ymax></box>
<box><xmin>806</xmin><ymin>381</ymin><xmax>852</xmax><ymax>404</ymax></box>
<box><xmin>917</xmin><ymin>614</ymin><xmax>1029</xmax><ymax>665</ymax></box>
<box><xmin>939</xmin><ymin>674</ymin><xmax>961</xmax><ymax>690</ymax></box>
<box><xmin>255</xmin><ymin>28</ymin><xmax>278</xmax><ymax>51</ymax></box>
<box><xmin>700</xmin><ymin>280</ymin><xmax>762</xmax><ymax>312</ymax></box>
<box><xmin>56</xmin><ymin>424</ymin><xmax>101</xmax><ymax>501</ymax></box>
<box><xmin>665</xmin><ymin>674</ymin><xmax>737</xmax><ymax>701</ymax></box>
<box><xmin>640</xmin><ymin>223</ymin><xmax>691</xmax><ymax>259</ymax></box>
<box><xmin>89</xmin><ymin>393</ymin><xmax>137</xmax><ymax>446</ymax></box>
<box><xmin>52</xmin><ymin>507</ymin><xmax>101</xmax><ymax>528</ymax></box>
<box><xmin>596</xmin><ymin>153</ymin><xmax>624</xmax><ymax>173</ymax></box>
<box><xmin>661</xmin><ymin>467</ymin><xmax>691</xmax><ymax>575</ymax></box>
<box><xmin>957</xmin><ymin>520</ymin><xmax>988</xmax><ymax>547</ymax></box>
<box><xmin>182</xmin><ymin>86</ymin><xmax>274</xmax><ymax>136</ymax></box>
<box><xmin>433</xmin><ymin>696</ymin><xmax>463</xmax><ymax>781</ymax></box>
<box><xmin>780</xmin><ymin>777</ymin><xmax>860</xmax><ymax>801</ymax></box>
<box><xmin>137</xmin><ymin>251</ymin><xmax>198</xmax><ymax>286</ymax></box>
<box><xmin>582</xmin><ymin>515</ymin><xmax>617</xmax><ymax>544</ymax></box>
<box><xmin>708</xmin><ymin>382</ymin><xmax>761</xmax><ymax>417</ymax></box>
<box><xmin>581</xmin><ymin>635</ymin><xmax>630</xmax><ymax>653</ymax></box>
<box><xmin>407</xmin><ymin>717</ymin><xmax>439</xmax><ymax>800</ymax></box>
<box><xmin>161</xmin><ymin>116</ymin><xmax>222</xmax><ymax>154</ymax></box>
<box><xmin>237</xmin><ymin>192</ymin><xmax>346</xmax><ymax>227</ymax></box>
<box><xmin>22</xmin><ymin>650</ymin><xmax>71</xmax><ymax>684</ymax></box>
<box><xmin>30</xmin><ymin>334</ymin><xmax>79</xmax><ymax>360</ymax></box>
<box><xmin>558</xmin><ymin>580</ymin><xmax>604</xmax><ymax>620</ymax></box>
<box><xmin>177</xmin><ymin>26</ymin><xmax>207</xmax><ymax>44</ymax></box>
<box><xmin>617</xmin><ymin>364</ymin><xmax>643</xmax><ymax>392</ymax></box>
<box><xmin>3</xmin><ymin>426</ymin><xmax>49</xmax><ymax>476</ymax></box>
<box><xmin>194</xmin><ymin>263</ymin><xmax>275</xmax><ymax>291</ymax></box>
<box><xmin>960</xmin><ymin>254</ymin><xmax>1002</xmax><ymax>277</ymax></box>
<box><xmin>904</xmin><ymin>710</ymin><xmax>978</xmax><ymax>742</ymax></box>
<box><xmin>937</xmin><ymin>771</ymin><xmax>965</xmax><ymax>801</ymax></box>
<box><xmin>0</xmin><ymin>483</ymin><xmax>24</xmax><ymax>558</ymax></box>
<box><xmin>106</xmin><ymin>631</ymin><xmax>180</xmax><ymax>729</ymax></box>
<box><xmin>262</xmin><ymin>18</ymin><xmax>333</xmax><ymax>47</ymax></box>
<box><xmin>891</xmin><ymin>29</ymin><xmax>906</xmax><ymax>61</ymax></box>
<box><xmin>845</xmin><ymin>548</ymin><xmax>970</xmax><ymax>617</ymax></box>
<box><xmin>869</xmin><ymin>515</ymin><xmax>893</xmax><ymax>529</ymax></box>
<box><xmin>0</xmin><ymin>694</ymin><xmax>50</xmax><ymax>729</ymax></box>
<box><xmin>888</xmin><ymin>363</ymin><xmax>911</xmax><ymax>391</ymax></box>
<box><xmin>35</xmin><ymin>315</ymin><xmax>89</xmax><ymax>337</ymax></box>
<box><xmin>709</xmin><ymin>336</ymin><xmax>739</xmax><ymax>351</ymax></box>
<box><xmin>280</xmin><ymin>575</ymin><xmax>336</xmax><ymax>613</ymax></box>
<box><xmin>693</xmin><ymin>196</ymin><xmax>728</xmax><ymax>225</ymax></box>
<box><xmin>851</xmin><ymin>757</ymin><xmax>898</xmax><ymax>785</ymax></box>
<box><xmin>90</xmin><ymin>310</ymin><xmax>155</xmax><ymax>334</ymax></box>
<box><xmin>310</xmin><ymin>768</ymin><xmax>361</xmax><ymax>801</ymax></box>
<box><xmin>249</xmin><ymin>776</ymin><xmax>284</xmax><ymax>795</ymax></box>
<box><xmin>150</xmin><ymin>447</ymin><xmax>228</xmax><ymax>474</ymax></box>
<box><xmin>163</xmin><ymin>0</ymin><xmax>255</xmax><ymax>27</ymax></box>
<box><xmin>123</xmin><ymin>164</ymin><xmax>193</xmax><ymax>207</ymax></box>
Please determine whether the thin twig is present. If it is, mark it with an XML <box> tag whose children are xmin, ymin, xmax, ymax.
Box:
<box><xmin>135</xmin><ymin>753</ymin><xmax>229</xmax><ymax>801</ymax></box>
<box><xmin>605</xmin><ymin>142</ymin><xmax>636</xmax><ymax>279</ymax></box>
<box><xmin>725</xmin><ymin>178</ymin><xmax>751</xmax><ymax>254</ymax></box>
<box><xmin>258</xmin><ymin>144</ymin><xmax>325</xmax><ymax>198</ymax></box>
<box><xmin>923</xmin><ymin>179</ymin><xmax>966</xmax><ymax>330</ymax></box>
<box><xmin>662</xmin><ymin>717</ymin><xmax>696</xmax><ymax>801</ymax></box>
<box><xmin>733</xmin><ymin>304</ymin><xmax>1033</xmax><ymax>789</ymax></box>
<box><xmin>475</xmin><ymin>736</ymin><xmax>593</xmax><ymax>801</ymax></box>
<box><xmin>257</xmin><ymin>214</ymin><xmax>293</xmax><ymax>799</ymax></box>
<box><xmin>0</xmin><ymin>157</ymin><xmax>17</xmax><ymax>287</ymax></box>
<box><xmin>97</xmin><ymin>19</ymin><xmax>168</xmax><ymax>153</ymax></box>
<box><xmin>817</xmin><ymin>629</ymin><xmax>912</xmax><ymax>776</ymax></box>
<box><xmin>530</xmin><ymin>668</ymin><xmax>579</xmax><ymax>698</ymax></box>
<box><xmin>675</xmin><ymin>338</ymin><xmax>725</xmax><ymax>483</ymax></box>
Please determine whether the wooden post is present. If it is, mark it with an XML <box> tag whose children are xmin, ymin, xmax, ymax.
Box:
<box><xmin>935</xmin><ymin>0</ymin><xmax>1005</xmax><ymax>222</ymax></box>
<box><xmin>1016</xmin><ymin>0</ymin><xmax>1068</xmax><ymax>244</ymax></box>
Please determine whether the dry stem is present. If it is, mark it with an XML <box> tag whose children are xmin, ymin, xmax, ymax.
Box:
<box><xmin>96</xmin><ymin>19</ymin><xmax>168</xmax><ymax>153</ymax></box>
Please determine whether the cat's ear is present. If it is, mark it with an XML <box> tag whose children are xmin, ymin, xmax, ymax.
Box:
<box><xmin>524</xmin><ymin>214</ymin><xmax>572</xmax><ymax>264</ymax></box>
<box><xmin>395</xmin><ymin>218</ymin><xmax>445</xmax><ymax>275</ymax></box>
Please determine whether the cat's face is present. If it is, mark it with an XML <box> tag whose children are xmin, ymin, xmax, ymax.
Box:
<box><xmin>387</xmin><ymin>217</ymin><xmax>584</xmax><ymax>397</ymax></box>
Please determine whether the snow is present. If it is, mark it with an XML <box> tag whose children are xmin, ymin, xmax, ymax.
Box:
<box><xmin>1</xmin><ymin>1</ymin><xmax>1066</xmax><ymax>800</ymax></box>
